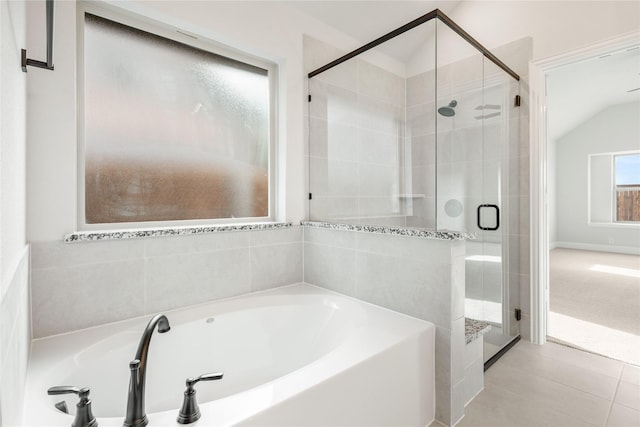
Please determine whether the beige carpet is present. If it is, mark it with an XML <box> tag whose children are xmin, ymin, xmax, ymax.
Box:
<box><xmin>548</xmin><ymin>248</ymin><xmax>640</xmax><ymax>365</ymax></box>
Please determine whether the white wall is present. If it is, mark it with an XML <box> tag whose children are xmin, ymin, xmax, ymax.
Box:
<box><xmin>2</xmin><ymin>0</ymin><xmax>27</xmax><ymax>284</ymax></box>
<box><xmin>450</xmin><ymin>1</ymin><xmax>640</xmax><ymax>62</ymax></box>
<box><xmin>0</xmin><ymin>0</ymin><xmax>31</xmax><ymax>425</ymax></box>
<box><xmin>554</xmin><ymin>101</ymin><xmax>640</xmax><ymax>253</ymax></box>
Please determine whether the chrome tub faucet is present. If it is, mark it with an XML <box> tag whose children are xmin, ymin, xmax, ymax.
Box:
<box><xmin>123</xmin><ymin>314</ymin><xmax>170</xmax><ymax>427</ymax></box>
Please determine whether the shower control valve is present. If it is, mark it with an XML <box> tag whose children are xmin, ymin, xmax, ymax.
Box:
<box><xmin>177</xmin><ymin>372</ymin><xmax>224</xmax><ymax>424</ymax></box>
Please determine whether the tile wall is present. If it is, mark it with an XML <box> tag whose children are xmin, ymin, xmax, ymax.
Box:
<box><xmin>0</xmin><ymin>250</ymin><xmax>31</xmax><ymax>425</ymax></box>
<box><xmin>405</xmin><ymin>68</ymin><xmax>437</xmax><ymax>229</ymax></box>
<box><xmin>306</xmin><ymin>36</ymin><xmax>408</xmax><ymax>227</ymax></box>
<box><xmin>30</xmin><ymin>227</ymin><xmax>303</xmax><ymax>338</ymax></box>
<box><xmin>303</xmin><ymin>226</ymin><xmax>466</xmax><ymax>425</ymax></box>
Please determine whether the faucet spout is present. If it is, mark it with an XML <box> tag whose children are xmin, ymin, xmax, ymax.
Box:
<box><xmin>123</xmin><ymin>314</ymin><xmax>170</xmax><ymax>427</ymax></box>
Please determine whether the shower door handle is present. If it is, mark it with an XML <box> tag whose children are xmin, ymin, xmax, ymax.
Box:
<box><xmin>477</xmin><ymin>204</ymin><xmax>500</xmax><ymax>231</ymax></box>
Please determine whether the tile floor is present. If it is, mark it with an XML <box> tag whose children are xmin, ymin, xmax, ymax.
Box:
<box><xmin>432</xmin><ymin>340</ymin><xmax>640</xmax><ymax>427</ymax></box>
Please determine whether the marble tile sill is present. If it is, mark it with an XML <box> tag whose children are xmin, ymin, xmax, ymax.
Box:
<box><xmin>301</xmin><ymin>220</ymin><xmax>475</xmax><ymax>241</ymax></box>
<box><xmin>465</xmin><ymin>318</ymin><xmax>492</xmax><ymax>344</ymax></box>
<box><xmin>64</xmin><ymin>222</ymin><xmax>293</xmax><ymax>243</ymax></box>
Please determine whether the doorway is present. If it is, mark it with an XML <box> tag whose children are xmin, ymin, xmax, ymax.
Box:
<box><xmin>530</xmin><ymin>32</ymin><xmax>640</xmax><ymax>365</ymax></box>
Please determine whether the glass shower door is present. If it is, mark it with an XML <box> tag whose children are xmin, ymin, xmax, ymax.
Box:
<box><xmin>478</xmin><ymin>58</ymin><xmax>519</xmax><ymax>362</ymax></box>
<box><xmin>436</xmin><ymin>20</ymin><xmax>520</xmax><ymax>364</ymax></box>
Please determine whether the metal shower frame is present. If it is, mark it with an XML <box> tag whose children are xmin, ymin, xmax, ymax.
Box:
<box><xmin>308</xmin><ymin>8</ymin><xmax>520</xmax><ymax>81</ymax></box>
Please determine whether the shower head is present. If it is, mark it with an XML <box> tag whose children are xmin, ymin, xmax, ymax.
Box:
<box><xmin>438</xmin><ymin>100</ymin><xmax>457</xmax><ymax>117</ymax></box>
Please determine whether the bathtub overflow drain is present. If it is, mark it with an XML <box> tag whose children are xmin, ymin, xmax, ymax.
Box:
<box><xmin>206</xmin><ymin>317</ymin><xmax>215</xmax><ymax>324</ymax></box>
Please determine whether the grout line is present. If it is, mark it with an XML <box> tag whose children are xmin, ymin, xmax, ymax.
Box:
<box><xmin>603</xmin><ymin>367</ymin><xmax>624</xmax><ymax>427</ymax></box>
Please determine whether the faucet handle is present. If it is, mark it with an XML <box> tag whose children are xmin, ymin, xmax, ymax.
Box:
<box><xmin>177</xmin><ymin>372</ymin><xmax>224</xmax><ymax>424</ymax></box>
<box><xmin>186</xmin><ymin>372</ymin><xmax>224</xmax><ymax>388</ymax></box>
<box><xmin>47</xmin><ymin>386</ymin><xmax>98</xmax><ymax>427</ymax></box>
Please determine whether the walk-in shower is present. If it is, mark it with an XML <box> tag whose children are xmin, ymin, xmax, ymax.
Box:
<box><xmin>307</xmin><ymin>9</ymin><xmax>521</xmax><ymax>365</ymax></box>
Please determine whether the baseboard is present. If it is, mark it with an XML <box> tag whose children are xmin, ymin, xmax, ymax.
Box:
<box><xmin>554</xmin><ymin>241</ymin><xmax>640</xmax><ymax>255</ymax></box>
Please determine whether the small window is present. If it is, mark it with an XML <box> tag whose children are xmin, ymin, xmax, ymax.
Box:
<box><xmin>80</xmin><ymin>11</ymin><xmax>275</xmax><ymax>227</ymax></box>
<box><xmin>614</xmin><ymin>153</ymin><xmax>640</xmax><ymax>222</ymax></box>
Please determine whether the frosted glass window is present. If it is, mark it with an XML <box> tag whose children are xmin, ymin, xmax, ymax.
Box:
<box><xmin>83</xmin><ymin>13</ymin><xmax>271</xmax><ymax>224</ymax></box>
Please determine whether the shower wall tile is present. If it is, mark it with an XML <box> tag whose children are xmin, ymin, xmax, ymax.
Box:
<box><xmin>411</xmin><ymin>134</ymin><xmax>436</xmax><ymax>166</ymax></box>
<box><xmin>451</xmin><ymin>54</ymin><xmax>483</xmax><ymax>88</ymax></box>
<box><xmin>519</xmin><ymin>196</ymin><xmax>530</xmax><ymax>237</ymax></box>
<box><xmin>357</xmin><ymin>59</ymin><xmax>405</xmax><ymax>107</ymax></box>
<box><xmin>436</xmin><ymin>63</ymin><xmax>454</xmax><ymax>97</ymax></box>
<box><xmin>357</xmin><ymin>95</ymin><xmax>403</xmax><ymax>135</ymax></box>
<box><xmin>357</xmin><ymin>197</ymin><xmax>398</xmax><ymax>218</ymax></box>
<box><xmin>306</xmin><ymin>35</ymin><xmax>408</xmax><ymax>225</ymax></box>
<box><xmin>451</xmin><ymin>379</ymin><xmax>466</xmax><ymax>425</ymax></box>
<box><xmin>329</xmin><ymin>160</ymin><xmax>359</xmax><ymax>197</ymax></box>
<box><xmin>328</xmin><ymin>197</ymin><xmax>360</xmax><ymax>221</ymax></box>
<box><xmin>309</xmin><ymin>156</ymin><xmax>329</xmax><ymax>196</ymax></box>
<box><xmin>365</xmin><ymin>216</ymin><xmax>407</xmax><ymax>227</ymax></box>
<box><xmin>327</xmin><ymin>122</ymin><xmax>359</xmax><ymax>162</ymax></box>
<box><xmin>451</xmin><ymin>242</ymin><xmax>466</xmax><ymax>320</ymax></box>
<box><xmin>508</xmin><ymin>117</ymin><xmax>521</xmax><ymax>159</ymax></box>
<box><xmin>453</xmin><ymin>127</ymin><xmax>485</xmax><ymax>162</ymax></box>
<box><xmin>303</xmin><ymin>226</ymin><xmax>465</xmax><ymax>427</ymax></box>
<box><xmin>411</xmin><ymin>166</ymin><xmax>437</xmax><ymax>197</ymax></box>
<box><xmin>358</xmin><ymin>129</ymin><xmax>400</xmax><ymax>166</ymax></box>
<box><xmin>309</xmin><ymin>81</ymin><xmax>359</xmax><ymax>124</ymax></box>
<box><xmin>308</xmin><ymin>116</ymin><xmax>328</xmax><ymax>158</ymax></box>
<box><xmin>452</xmin><ymin>317</ymin><xmax>466</xmax><ymax>385</ymax></box>
<box><xmin>406</xmin><ymin>70</ymin><xmax>435</xmax><ymax>108</ymax></box>
<box><xmin>308</xmin><ymin>78</ymin><xmax>328</xmax><ymax>119</ymax></box>
<box><xmin>508</xmin><ymin>195</ymin><xmax>522</xmax><ymax>240</ymax></box>
<box><xmin>407</xmin><ymin>103</ymin><xmax>436</xmax><ymax>137</ymax></box>
<box><xmin>434</xmin><ymin>326</ymin><xmax>452</xmax><ymax>423</ymax></box>
<box><xmin>30</xmin><ymin>227</ymin><xmax>305</xmax><ymax>338</ymax></box>
<box><xmin>354</xmin><ymin>251</ymin><xmax>451</xmax><ymax>326</ymax></box>
<box><xmin>358</xmin><ymin>163</ymin><xmax>398</xmax><ymax>197</ymax></box>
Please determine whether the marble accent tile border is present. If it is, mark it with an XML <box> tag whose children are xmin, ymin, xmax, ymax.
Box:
<box><xmin>64</xmin><ymin>222</ymin><xmax>293</xmax><ymax>243</ymax></box>
<box><xmin>465</xmin><ymin>318</ymin><xmax>492</xmax><ymax>344</ymax></box>
<box><xmin>301</xmin><ymin>221</ymin><xmax>475</xmax><ymax>241</ymax></box>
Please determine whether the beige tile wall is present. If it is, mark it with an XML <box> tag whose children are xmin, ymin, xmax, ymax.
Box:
<box><xmin>30</xmin><ymin>227</ymin><xmax>303</xmax><ymax>338</ymax></box>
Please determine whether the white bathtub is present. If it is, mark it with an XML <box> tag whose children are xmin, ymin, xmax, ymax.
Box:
<box><xmin>24</xmin><ymin>284</ymin><xmax>435</xmax><ymax>426</ymax></box>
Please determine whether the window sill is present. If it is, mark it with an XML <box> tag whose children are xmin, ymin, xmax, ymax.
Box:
<box><xmin>587</xmin><ymin>221</ymin><xmax>640</xmax><ymax>229</ymax></box>
<box><xmin>64</xmin><ymin>222</ymin><xmax>292</xmax><ymax>243</ymax></box>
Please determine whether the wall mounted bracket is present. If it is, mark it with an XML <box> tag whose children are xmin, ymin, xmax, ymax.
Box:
<box><xmin>22</xmin><ymin>0</ymin><xmax>55</xmax><ymax>72</ymax></box>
